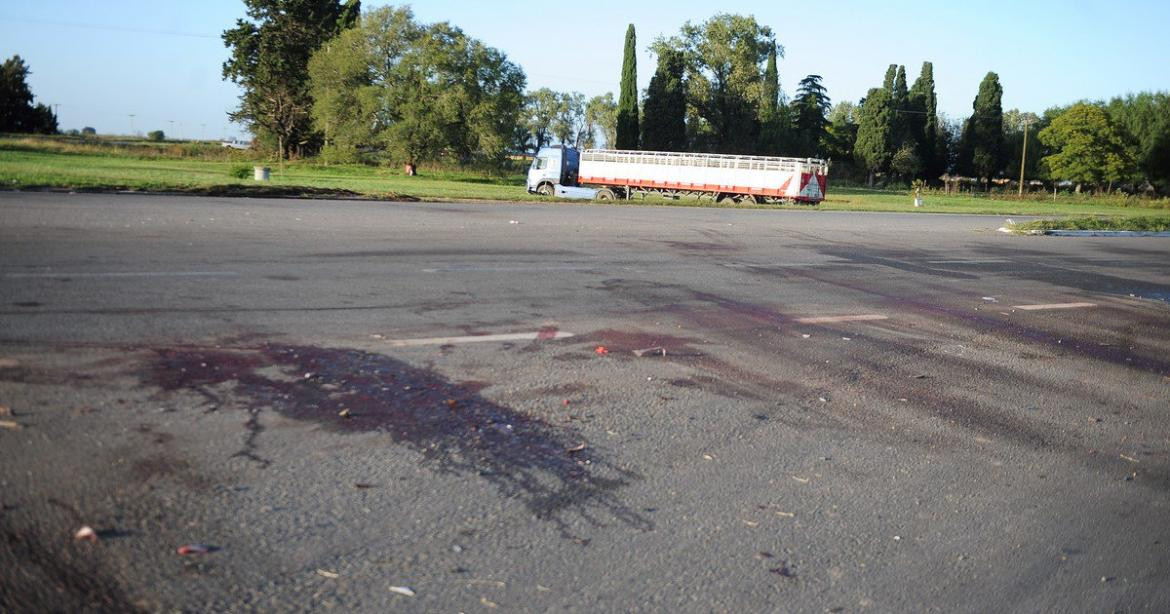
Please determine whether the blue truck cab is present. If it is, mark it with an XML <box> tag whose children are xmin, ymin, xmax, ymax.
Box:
<box><xmin>526</xmin><ymin>145</ymin><xmax>579</xmax><ymax>196</ymax></box>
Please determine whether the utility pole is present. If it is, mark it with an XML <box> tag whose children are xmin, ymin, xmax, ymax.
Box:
<box><xmin>1017</xmin><ymin>118</ymin><xmax>1031</xmax><ymax>197</ymax></box>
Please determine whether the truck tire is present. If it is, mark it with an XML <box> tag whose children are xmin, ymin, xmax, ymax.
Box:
<box><xmin>596</xmin><ymin>188</ymin><xmax>617</xmax><ymax>200</ymax></box>
<box><xmin>716</xmin><ymin>192</ymin><xmax>732</xmax><ymax>204</ymax></box>
<box><xmin>537</xmin><ymin>183</ymin><xmax>554</xmax><ymax>196</ymax></box>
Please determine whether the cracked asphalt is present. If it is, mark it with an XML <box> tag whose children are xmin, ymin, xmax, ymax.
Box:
<box><xmin>1</xmin><ymin>192</ymin><xmax>1168</xmax><ymax>612</ymax></box>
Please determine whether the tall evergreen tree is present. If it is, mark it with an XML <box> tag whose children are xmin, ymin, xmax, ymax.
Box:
<box><xmin>756</xmin><ymin>43</ymin><xmax>788</xmax><ymax>155</ymax></box>
<box><xmin>908</xmin><ymin>61</ymin><xmax>943</xmax><ymax>181</ymax></box>
<box><xmin>961</xmin><ymin>71</ymin><xmax>1006</xmax><ymax>186</ymax></box>
<box><xmin>882</xmin><ymin>64</ymin><xmax>897</xmax><ymax>92</ymax></box>
<box><xmin>791</xmin><ymin>75</ymin><xmax>830</xmax><ymax>157</ymax></box>
<box><xmin>616</xmin><ymin>24</ymin><xmax>639</xmax><ymax>149</ymax></box>
<box><xmin>223</xmin><ymin>0</ymin><xmax>361</xmax><ymax>161</ymax></box>
<box><xmin>641</xmin><ymin>48</ymin><xmax>687</xmax><ymax>151</ymax></box>
<box><xmin>890</xmin><ymin>65</ymin><xmax>910</xmax><ymax>147</ymax></box>
<box><xmin>0</xmin><ymin>55</ymin><xmax>57</xmax><ymax>134</ymax></box>
<box><xmin>855</xmin><ymin>87</ymin><xmax>893</xmax><ymax>185</ymax></box>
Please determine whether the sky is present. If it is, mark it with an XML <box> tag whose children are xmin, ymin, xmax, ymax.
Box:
<box><xmin>2</xmin><ymin>0</ymin><xmax>1168</xmax><ymax>139</ymax></box>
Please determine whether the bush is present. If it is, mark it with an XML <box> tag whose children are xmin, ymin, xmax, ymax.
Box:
<box><xmin>228</xmin><ymin>164</ymin><xmax>253</xmax><ymax>179</ymax></box>
<box><xmin>147</xmin><ymin>130</ymin><xmax>165</xmax><ymax>142</ymax></box>
<box><xmin>81</xmin><ymin>127</ymin><xmax>96</xmax><ymax>136</ymax></box>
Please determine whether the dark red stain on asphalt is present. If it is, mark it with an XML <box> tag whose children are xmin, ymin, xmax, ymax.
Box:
<box><xmin>143</xmin><ymin>344</ymin><xmax>650</xmax><ymax>533</ymax></box>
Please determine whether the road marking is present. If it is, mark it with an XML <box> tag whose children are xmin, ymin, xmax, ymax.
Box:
<box><xmin>927</xmin><ymin>259</ymin><xmax>1011</xmax><ymax>264</ymax></box>
<box><xmin>3</xmin><ymin>271</ymin><xmax>239</xmax><ymax>278</ymax></box>
<box><xmin>1012</xmin><ymin>302</ymin><xmax>1096</xmax><ymax>311</ymax></box>
<box><xmin>794</xmin><ymin>314</ymin><xmax>888</xmax><ymax>324</ymax></box>
<box><xmin>383</xmin><ymin>330</ymin><xmax>575</xmax><ymax>347</ymax></box>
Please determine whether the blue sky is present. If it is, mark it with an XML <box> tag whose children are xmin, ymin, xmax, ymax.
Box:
<box><xmin>2</xmin><ymin>0</ymin><xmax>1168</xmax><ymax>138</ymax></box>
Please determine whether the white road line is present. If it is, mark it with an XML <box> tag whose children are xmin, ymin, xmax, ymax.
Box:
<box><xmin>793</xmin><ymin>314</ymin><xmax>889</xmax><ymax>324</ymax></box>
<box><xmin>2</xmin><ymin>271</ymin><xmax>239</xmax><ymax>278</ymax></box>
<box><xmin>927</xmin><ymin>259</ymin><xmax>1011</xmax><ymax>264</ymax></box>
<box><xmin>384</xmin><ymin>331</ymin><xmax>575</xmax><ymax>347</ymax></box>
<box><xmin>1012</xmin><ymin>302</ymin><xmax>1096</xmax><ymax>311</ymax></box>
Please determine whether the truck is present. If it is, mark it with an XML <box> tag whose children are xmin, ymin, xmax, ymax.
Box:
<box><xmin>525</xmin><ymin>145</ymin><xmax>828</xmax><ymax>204</ymax></box>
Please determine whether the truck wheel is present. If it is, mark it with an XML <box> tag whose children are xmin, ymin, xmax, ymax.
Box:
<box><xmin>596</xmin><ymin>188</ymin><xmax>617</xmax><ymax>200</ymax></box>
<box><xmin>537</xmin><ymin>183</ymin><xmax>554</xmax><ymax>196</ymax></box>
<box><xmin>715</xmin><ymin>192</ymin><xmax>732</xmax><ymax>204</ymax></box>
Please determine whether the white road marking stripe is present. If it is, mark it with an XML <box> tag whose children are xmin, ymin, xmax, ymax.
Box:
<box><xmin>1012</xmin><ymin>302</ymin><xmax>1096</xmax><ymax>311</ymax></box>
<box><xmin>3</xmin><ymin>271</ymin><xmax>239</xmax><ymax>278</ymax></box>
<box><xmin>794</xmin><ymin>314</ymin><xmax>888</xmax><ymax>324</ymax></box>
<box><xmin>384</xmin><ymin>331</ymin><xmax>575</xmax><ymax>347</ymax></box>
<box><xmin>927</xmin><ymin>259</ymin><xmax>1011</xmax><ymax>264</ymax></box>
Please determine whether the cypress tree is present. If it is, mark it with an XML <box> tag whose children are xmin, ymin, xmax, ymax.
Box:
<box><xmin>641</xmin><ymin>48</ymin><xmax>687</xmax><ymax>151</ymax></box>
<box><xmin>908</xmin><ymin>61</ymin><xmax>942</xmax><ymax>181</ymax></box>
<box><xmin>856</xmin><ymin>87</ymin><xmax>893</xmax><ymax>186</ymax></box>
<box><xmin>791</xmin><ymin>75</ymin><xmax>831</xmax><ymax>157</ymax></box>
<box><xmin>882</xmin><ymin>64</ymin><xmax>897</xmax><ymax>92</ymax></box>
<box><xmin>616</xmin><ymin>24</ymin><xmax>639</xmax><ymax>150</ymax></box>
<box><xmin>891</xmin><ymin>65</ymin><xmax>909</xmax><ymax>147</ymax></box>
<box><xmin>969</xmin><ymin>71</ymin><xmax>1005</xmax><ymax>186</ymax></box>
<box><xmin>756</xmin><ymin>44</ymin><xmax>786</xmax><ymax>155</ymax></box>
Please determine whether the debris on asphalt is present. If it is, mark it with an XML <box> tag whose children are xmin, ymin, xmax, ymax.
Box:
<box><xmin>769</xmin><ymin>562</ymin><xmax>795</xmax><ymax>578</ymax></box>
<box><xmin>446</xmin><ymin>399</ymin><xmax>458</xmax><ymax>409</ymax></box>
<box><xmin>774</xmin><ymin>511</ymin><xmax>795</xmax><ymax>518</ymax></box>
<box><xmin>177</xmin><ymin>543</ymin><xmax>213</xmax><ymax>555</ymax></box>
<box><xmin>563</xmin><ymin>399</ymin><xmax>570</xmax><ymax>406</ymax></box>
<box><xmin>480</xmin><ymin>596</ymin><xmax>499</xmax><ymax>608</ymax></box>
<box><xmin>703</xmin><ymin>454</ymin><xmax>714</xmax><ymax>461</ymax></box>
<box><xmin>1120</xmin><ymin>454</ymin><xmax>1139</xmax><ymax>464</ymax></box>
<box><xmin>0</xmin><ymin>358</ymin><xmax>19</xmax><ymax>368</ymax></box>
<box><xmin>594</xmin><ymin>346</ymin><xmax>609</xmax><ymax>355</ymax></box>
<box><xmin>791</xmin><ymin>475</ymin><xmax>810</xmax><ymax>483</ymax></box>
<box><xmin>509</xmin><ymin>220</ymin><xmax>519</xmax><ymax>225</ymax></box>
<box><xmin>338</xmin><ymin>409</ymin><xmax>351</xmax><ymax>419</ymax></box>
<box><xmin>316</xmin><ymin>569</ymin><xmax>340</xmax><ymax>579</ymax></box>
<box><xmin>74</xmin><ymin>526</ymin><xmax>98</xmax><ymax>542</ymax></box>
<box><xmin>0</xmin><ymin>404</ymin><xmax>11</xmax><ymax>416</ymax></box>
<box><xmin>912</xmin><ymin>374</ymin><xmax>930</xmax><ymax>379</ymax></box>
<box><xmin>841</xmin><ymin>337</ymin><xmax>851</xmax><ymax>341</ymax></box>
<box><xmin>354</xmin><ymin>482</ymin><xmax>377</xmax><ymax>489</ymax></box>
<box><xmin>981</xmin><ymin>297</ymin><xmax>998</xmax><ymax>303</ymax></box>
<box><xmin>632</xmin><ymin>346</ymin><xmax>666</xmax><ymax>357</ymax></box>
<box><xmin>0</xmin><ymin>419</ymin><xmax>21</xmax><ymax>430</ymax></box>
<box><xmin>801</xmin><ymin>334</ymin><xmax>811</xmax><ymax>339</ymax></box>
<box><xmin>566</xmin><ymin>442</ymin><xmax>587</xmax><ymax>454</ymax></box>
<box><xmin>389</xmin><ymin>585</ymin><xmax>416</xmax><ymax>597</ymax></box>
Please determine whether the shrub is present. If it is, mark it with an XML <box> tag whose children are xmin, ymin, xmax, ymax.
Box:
<box><xmin>228</xmin><ymin>164</ymin><xmax>253</xmax><ymax>179</ymax></box>
<box><xmin>147</xmin><ymin>130</ymin><xmax>165</xmax><ymax>142</ymax></box>
<box><xmin>81</xmin><ymin>127</ymin><xmax>96</xmax><ymax>135</ymax></box>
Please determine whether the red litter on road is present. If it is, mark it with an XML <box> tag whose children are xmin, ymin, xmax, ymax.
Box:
<box><xmin>177</xmin><ymin>543</ymin><xmax>213</xmax><ymax>555</ymax></box>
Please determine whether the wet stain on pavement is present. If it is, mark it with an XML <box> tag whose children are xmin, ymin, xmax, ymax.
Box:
<box><xmin>142</xmin><ymin>344</ymin><xmax>649</xmax><ymax>534</ymax></box>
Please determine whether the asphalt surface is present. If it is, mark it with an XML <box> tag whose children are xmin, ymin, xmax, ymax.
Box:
<box><xmin>1</xmin><ymin>191</ymin><xmax>1168</xmax><ymax>612</ymax></box>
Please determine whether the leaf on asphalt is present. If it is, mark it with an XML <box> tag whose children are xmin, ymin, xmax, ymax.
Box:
<box><xmin>389</xmin><ymin>586</ymin><xmax>416</xmax><ymax>597</ymax></box>
<box><xmin>316</xmin><ymin>569</ymin><xmax>340</xmax><ymax>579</ymax></box>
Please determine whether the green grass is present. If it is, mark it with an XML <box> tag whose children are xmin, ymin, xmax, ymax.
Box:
<box><xmin>3</xmin><ymin>135</ymin><xmax>1169</xmax><ymax>216</ymax></box>
<box><xmin>1008</xmin><ymin>215</ymin><xmax>1170</xmax><ymax>232</ymax></box>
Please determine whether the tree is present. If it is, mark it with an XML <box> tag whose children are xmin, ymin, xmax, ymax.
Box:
<box><xmin>585</xmin><ymin>93</ymin><xmax>617</xmax><ymax>148</ymax></box>
<box><xmin>615</xmin><ymin>24</ymin><xmax>639</xmax><ymax>149</ymax></box>
<box><xmin>959</xmin><ymin>72</ymin><xmax>1006</xmax><ymax>187</ymax></box>
<box><xmin>147</xmin><ymin>130</ymin><xmax>165</xmax><ymax>142</ymax></box>
<box><xmin>307</xmin><ymin>7</ymin><xmax>526</xmax><ymax>168</ymax></box>
<box><xmin>655</xmin><ymin>14</ymin><xmax>776</xmax><ymax>153</ymax></box>
<box><xmin>1002</xmin><ymin>109</ymin><xmax>1041</xmax><ymax>186</ymax></box>
<box><xmin>790</xmin><ymin>75</ymin><xmax>830</xmax><ymax>157</ymax></box>
<box><xmin>551</xmin><ymin>92</ymin><xmax>586</xmax><ymax>147</ymax></box>
<box><xmin>1107</xmin><ymin>92</ymin><xmax>1170</xmax><ymax>191</ymax></box>
<box><xmin>521</xmin><ymin>88</ymin><xmax>564</xmax><ymax>154</ymax></box>
<box><xmin>223</xmin><ymin>0</ymin><xmax>361</xmax><ymax>162</ymax></box>
<box><xmin>755</xmin><ymin>43</ymin><xmax>788</xmax><ymax>155</ymax></box>
<box><xmin>890</xmin><ymin>65</ymin><xmax>910</xmax><ymax>147</ymax></box>
<box><xmin>890</xmin><ymin>143</ymin><xmax>922</xmax><ymax>180</ymax></box>
<box><xmin>1039</xmin><ymin>102</ymin><xmax>1135</xmax><ymax>192</ymax></box>
<box><xmin>855</xmin><ymin>87</ymin><xmax>893</xmax><ymax>186</ymax></box>
<box><xmin>81</xmin><ymin>126</ymin><xmax>96</xmax><ymax>136</ymax></box>
<box><xmin>642</xmin><ymin>48</ymin><xmax>687</xmax><ymax>151</ymax></box>
<box><xmin>823</xmin><ymin>101</ymin><xmax>858</xmax><ymax>164</ymax></box>
<box><xmin>882</xmin><ymin>64</ymin><xmax>897</xmax><ymax>92</ymax></box>
<box><xmin>0</xmin><ymin>55</ymin><xmax>57</xmax><ymax>134</ymax></box>
<box><xmin>908</xmin><ymin>62</ymin><xmax>943</xmax><ymax>181</ymax></box>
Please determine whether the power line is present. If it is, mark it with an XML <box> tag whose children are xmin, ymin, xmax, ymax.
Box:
<box><xmin>0</xmin><ymin>16</ymin><xmax>218</xmax><ymax>39</ymax></box>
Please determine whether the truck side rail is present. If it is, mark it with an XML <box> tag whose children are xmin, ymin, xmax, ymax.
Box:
<box><xmin>581</xmin><ymin>149</ymin><xmax>829</xmax><ymax>175</ymax></box>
